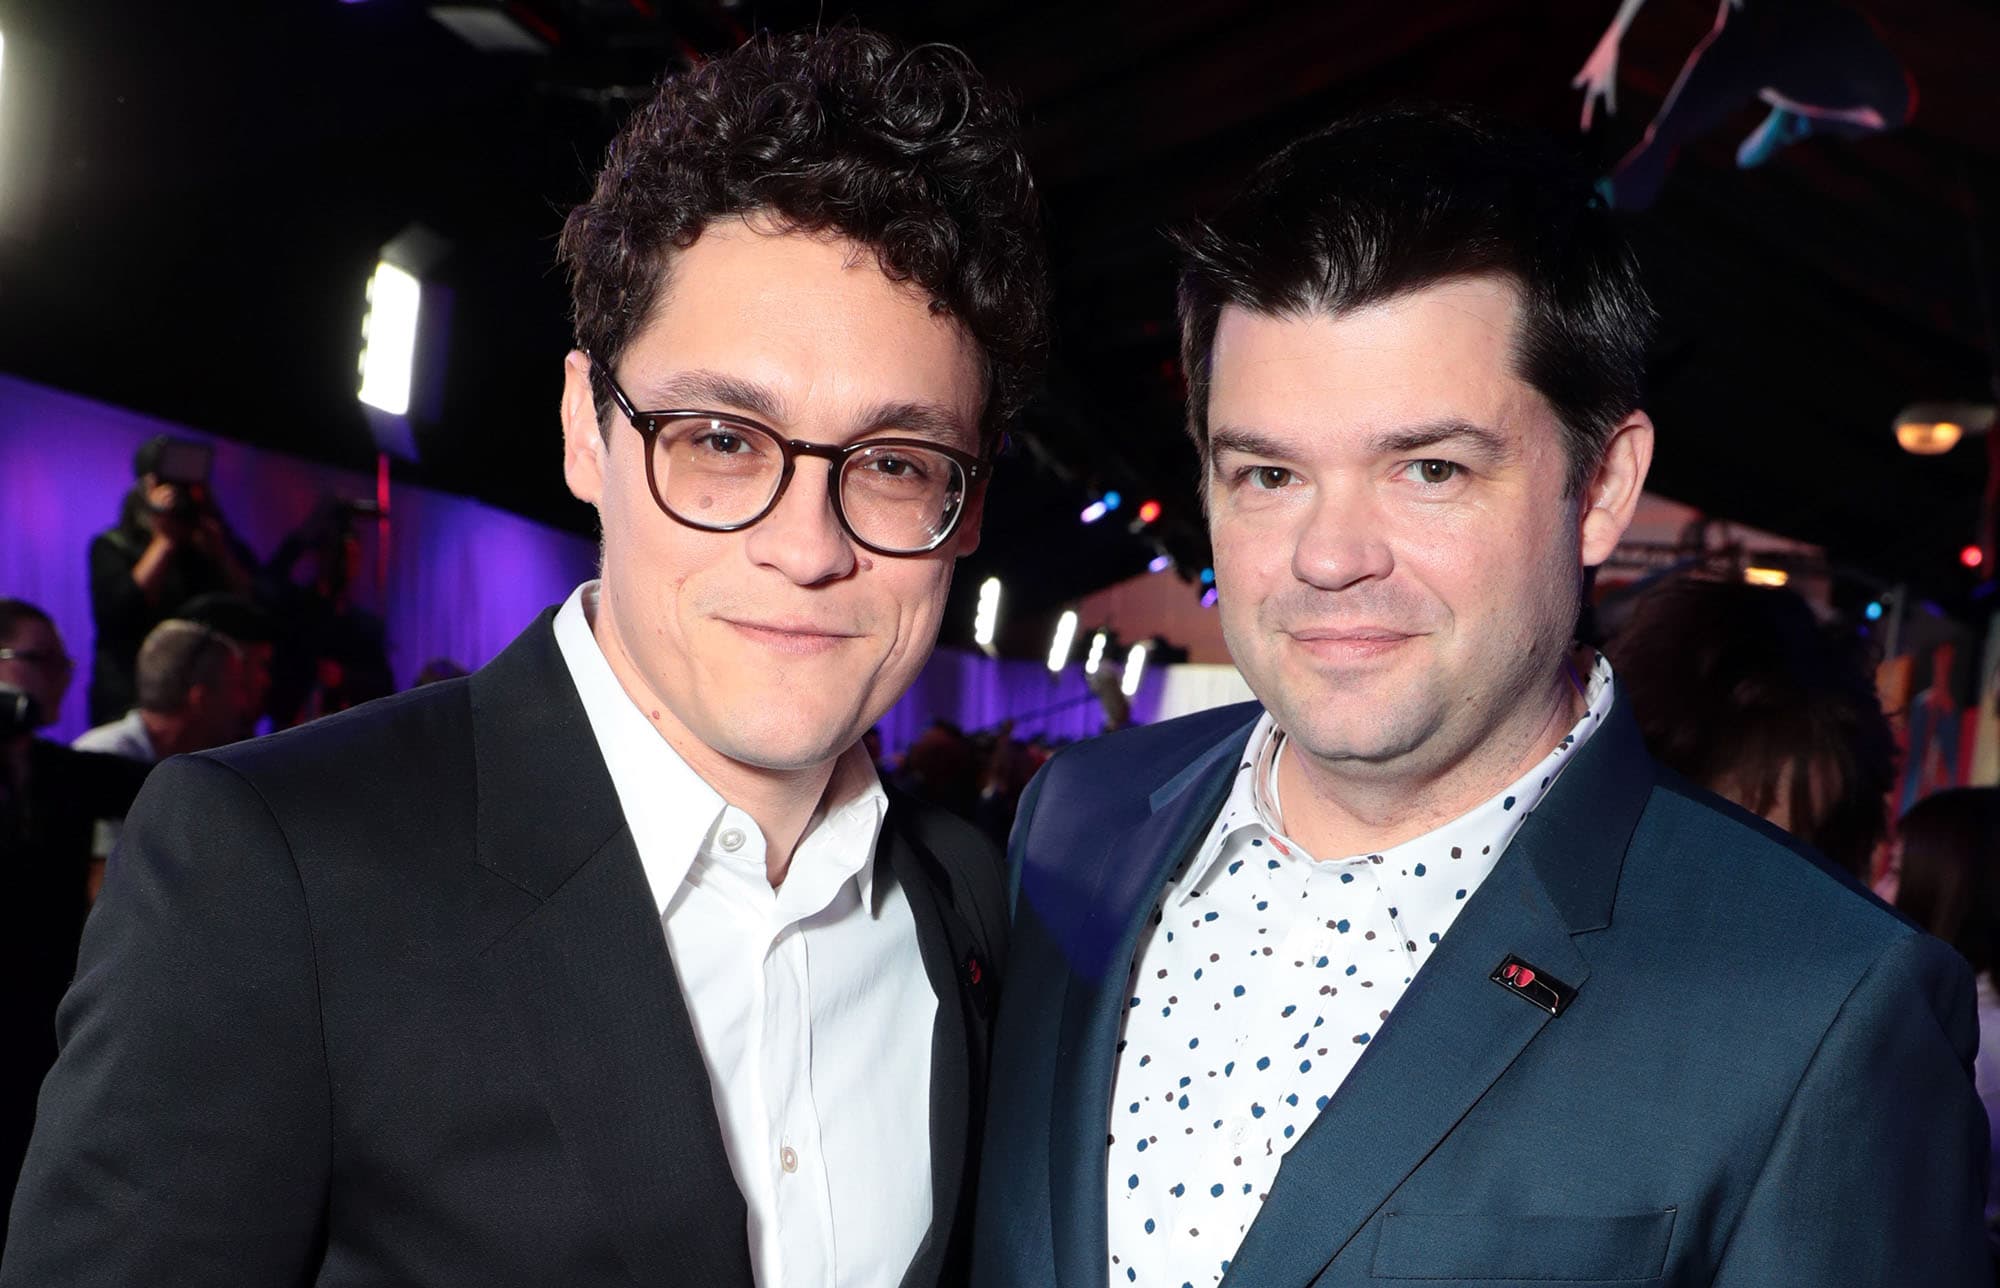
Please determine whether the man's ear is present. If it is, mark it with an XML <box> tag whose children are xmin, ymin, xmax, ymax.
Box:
<box><xmin>953</xmin><ymin>480</ymin><xmax>987</xmax><ymax>559</ymax></box>
<box><xmin>561</xmin><ymin>350</ymin><xmax>607</xmax><ymax>506</ymax></box>
<box><xmin>1579</xmin><ymin>410</ymin><xmax>1654</xmax><ymax>567</ymax></box>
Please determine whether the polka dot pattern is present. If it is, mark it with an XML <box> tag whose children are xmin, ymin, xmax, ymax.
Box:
<box><xmin>1105</xmin><ymin>656</ymin><xmax>1615</xmax><ymax>1285</ymax></box>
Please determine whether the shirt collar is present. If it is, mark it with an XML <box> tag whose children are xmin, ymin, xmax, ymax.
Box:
<box><xmin>552</xmin><ymin>581</ymin><xmax>886</xmax><ymax>918</ymax></box>
<box><xmin>1177</xmin><ymin>654</ymin><xmax>1618</xmax><ymax>907</ymax></box>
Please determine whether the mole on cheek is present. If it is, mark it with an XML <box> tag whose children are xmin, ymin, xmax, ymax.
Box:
<box><xmin>650</xmin><ymin>709</ymin><xmax>662</xmax><ymax>721</ymax></box>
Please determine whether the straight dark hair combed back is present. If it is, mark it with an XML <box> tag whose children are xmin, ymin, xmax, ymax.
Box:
<box><xmin>1175</xmin><ymin>104</ymin><xmax>1656</xmax><ymax>494</ymax></box>
<box><xmin>1896</xmin><ymin>788</ymin><xmax>2000</xmax><ymax>992</ymax></box>
<box><xmin>558</xmin><ymin>26</ymin><xmax>1048</xmax><ymax>453</ymax></box>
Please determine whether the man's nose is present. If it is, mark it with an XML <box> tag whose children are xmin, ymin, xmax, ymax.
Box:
<box><xmin>743</xmin><ymin>460</ymin><xmax>858</xmax><ymax>585</ymax></box>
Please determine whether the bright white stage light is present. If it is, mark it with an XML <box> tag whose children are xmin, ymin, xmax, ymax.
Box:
<box><xmin>1083</xmin><ymin>630</ymin><xmax>1108</xmax><ymax>676</ymax></box>
<box><xmin>973</xmin><ymin>577</ymin><xmax>1002</xmax><ymax>650</ymax></box>
<box><xmin>358</xmin><ymin>260</ymin><xmax>422</xmax><ymax>415</ymax></box>
<box><xmin>1047</xmin><ymin>610</ymin><xmax>1079</xmax><ymax>674</ymax></box>
<box><xmin>1121</xmin><ymin>642</ymin><xmax>1149</xmax><ymax>697</ymax></box>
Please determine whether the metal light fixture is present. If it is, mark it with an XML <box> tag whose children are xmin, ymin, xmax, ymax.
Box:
<box><xmin>1894</xmin><ymin>402</ymin><xmax>1996</xmax><ymax>456</ymax></box>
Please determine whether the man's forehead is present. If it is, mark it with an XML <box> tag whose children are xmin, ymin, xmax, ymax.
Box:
<box><xmin>1209</xmin><ymin>279</ymin><xmax>1547</xmax><ymax>429</ymax></box>
<box><xmin>4</xmin><ymin>618</ymin><xmax>56</xmax><ymax>648</ymax></box>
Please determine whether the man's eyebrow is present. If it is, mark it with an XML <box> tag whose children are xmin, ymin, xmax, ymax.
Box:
<box><xmin>1207</xmin><ymin>427</ymin><xmax>1296</xmax><ymax>462</ymax></box>
<box><xmin>628</xmin><ymin>374</ymin><xmax>972</xmax><ymax>448</ymax></box>
<box><xmin>850</xmin><ymin>399</ymin><xmax>974</xmax><ymax>448</ymax></box>
<box><xmin>1369</xmin><ymin>418</ymin><xmax>1514</xmax><ymax>461</ymax></box>
<box><xmin>636</xmin><ymin>370</ymin><xmax>787</xmax><ymax>422</ymax></box>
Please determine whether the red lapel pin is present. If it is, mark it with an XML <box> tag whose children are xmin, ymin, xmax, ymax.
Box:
<box><xmin>1490</xmin><ymin>954</ymin><xmax>1576</xmax><ymax>1016</ymax></box>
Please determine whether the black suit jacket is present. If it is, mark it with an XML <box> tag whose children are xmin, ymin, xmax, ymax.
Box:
<box><xmin>2</xmin><ymin>613</ymin><xmax>1008</xmax><ymax>1286</ymax></box>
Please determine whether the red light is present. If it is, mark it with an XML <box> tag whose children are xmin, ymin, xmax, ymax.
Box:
<box><xmin>1137</xmin><ymin>500</ymin><xmax>1162</xmax><ymax>524</ymax></box>
<box><xmin>1963</xmin><ymin>544</ymin><xmax>1985</xmax><ymax>569</ymax></box>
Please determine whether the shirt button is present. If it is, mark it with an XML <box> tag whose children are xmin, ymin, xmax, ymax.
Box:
<box><xmin>780</xmin><ymin>1145</ymin><xmax>798</xmax><ymax>1173</ymax></box>
<box><xmin>719</xmin><ymin>827</ymin><xmax>746</xmax><ymax>852</ymax></box>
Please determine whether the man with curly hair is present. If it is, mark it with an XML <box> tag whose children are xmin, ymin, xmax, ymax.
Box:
<box><xmin>5</xmin><ymin>28</ymin><xmax>1046</xmax><ymax>1288</ymax></box>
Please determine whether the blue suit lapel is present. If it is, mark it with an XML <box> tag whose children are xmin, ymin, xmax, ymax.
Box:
<box><xmin>1218</xmin><ymin>701</ymin><xmax>1655</xmax><ymax>1288</ymax></box>
<box><xmin>1049</xmin><ymin>726</ymin><xmax>1251</xmax><ymax>1288</ymax></box>
<box><xmin>1218</xmin><ymin>847</ymin><xmax>1586</xmax><ymax>1287</ymax></box>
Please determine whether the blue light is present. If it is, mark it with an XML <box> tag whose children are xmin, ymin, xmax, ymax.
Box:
<box><xmin>1199</xmin><ymin>567</ymin><xmax>1215</xmax><ymax>586</ymax></box>
<box><xmin>1102</xmin><ymin>491</ymin><xmax>1123</xmax><ymax>512</ymax></box>
<box><xmin>1864</xmin><ymin>600</ymin><xmax>1884</xmax><ymax>621</ymax></box>
<box><xmin>1148</xmin><ymin>554</ymin><xmax>1173</xmax><ymax>574</ymax></box>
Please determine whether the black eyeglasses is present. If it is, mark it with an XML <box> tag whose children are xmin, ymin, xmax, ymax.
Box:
<box><xmin>594</xmin><ymin>360</ymin><xmax>989</xmax><ymax>558</ymax></box>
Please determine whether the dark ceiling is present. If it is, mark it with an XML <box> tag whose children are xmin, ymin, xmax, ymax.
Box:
<box><xmin>2</xmin><ymin>0</ymin><xmax>1997</xmax><ymax>648</ymax></box>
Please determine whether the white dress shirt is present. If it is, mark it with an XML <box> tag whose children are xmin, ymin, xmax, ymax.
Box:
<box><xmin>554</xmin><ymin>583</ymin><xmax>936</xmax><ymax>1288</ymax></box>
<box><xmin>72</xmin><ymin>709</ymin><xmax>158</xmax><ymax>763</ymax></box>
<box><xmin>1106</xmin><ymin>656</ymin><xmax>1617</xmax><ymax>1286</ymax></box>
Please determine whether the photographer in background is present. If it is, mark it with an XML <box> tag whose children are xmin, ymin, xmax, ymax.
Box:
<box><xmin>87</xmin><ymin>436</ymin><xmax>258</xmax><ymax>725</ymax></box>
<box><xmin>261</xmin><ymin>496</ymin><xmax>392</xmax><ymax>726</ymax></box>
<box><xmin>0</xmin><ymin>600</ymin><xmax>147</xmax><ymax>1242</ymax></box>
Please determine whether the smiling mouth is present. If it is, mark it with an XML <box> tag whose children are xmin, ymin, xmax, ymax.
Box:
<box><xmin>1285</xmin><ymin>628</ymin><xmax>1418</xmax><ymax>660</ymax></box>
<box><xmin>722</xmin><ymin>619</ymin><xmax>861</xmax><ymax>654</ymax></box>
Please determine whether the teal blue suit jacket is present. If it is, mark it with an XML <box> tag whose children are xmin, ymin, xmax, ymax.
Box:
<box><xmin>972</xmin><ymin>699</ymin><xmax>1989</xmax><ymax>1286</ymax></box>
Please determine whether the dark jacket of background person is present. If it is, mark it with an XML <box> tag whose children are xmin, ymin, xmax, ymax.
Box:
<box><xmin>87</xmin><ymin>493</ymin><xmax>258</xmax><ymax>725</ymax></box>
<box><xmin>1</xmin><ymin>615</ymin><xmax>1010</xmax><ymax>1287</ymax></box>
<box><xmin>972</xmin><ymin>699</ymin><xmax>1989</xmax><ymax>1287</ymax></box>
<box><xmin>1606</xmin><ymin>576</ymin><xmax>1895</xmax><ymax>881</ymax></box>
<box><xmin>258</xmin><ymin>507</ymin><xmax>393</xmax><ymax>727</ymax></box>
<box><xmin>0</xmin><ymin>738</ymin><xmax>147</xmax><ymax>1252</ymax></box>
<box><xmin>1895</xmin><ymin>786</ymin><xmax>2000</xmax><ymax>1230</ymax></box>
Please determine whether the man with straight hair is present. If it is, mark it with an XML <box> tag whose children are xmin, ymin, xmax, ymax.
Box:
<box><xmin>73</xmin><ymin>618</ymin><xmax>253</xmax><ymax>763</ymax></box>
<box><xmin>974</xmin><ymin>104</ymin><xmax>1986</xmax><ymax>1286</ymax></box>
<box><xmin>7</xmin><ymin>27</ymin><xmax>1045</xmax><ymax>1287</ymax></box>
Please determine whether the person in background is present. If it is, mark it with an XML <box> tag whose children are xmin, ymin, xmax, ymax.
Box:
<box><xmin>0</xmin><ymin>600</ymin><xmax>146</xmax><ymax>1248</ymax></box>
<box><xmin>72</xmin><ymin>620</ymin><xmax>254</xmax><ymax>765</ymax></box>
<box><xmin>1894</xmin><ymin>786</ymin><xmax>2000</xmax><ymax>1227</ymax></box>
<box><xmin>178</xmin><ymin>593</ymin><xmax>277</xmax><ymax>732</ymax></box>
<box><xmin>261</xmin><ymin>500</ymin><xmax>393</xmax><ymax>725</ymax></box>
<box><xmin>86</xmin><ymin>436</ymin><xmax>257</xmax><ymax>725</ymax></box>
<box><xmin>1606</xmin><ymin>575</ymin><xmax>1895</xmax><ymax>881</ymax></box>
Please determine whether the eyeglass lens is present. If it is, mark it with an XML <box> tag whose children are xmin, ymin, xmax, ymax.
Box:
<box><xmin>653</xmin><ymin>416</ymin><xmax>965</xmax><ymax>553</ymax></box>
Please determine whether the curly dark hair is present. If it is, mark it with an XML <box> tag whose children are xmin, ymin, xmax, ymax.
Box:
<box><xmin>558</xmin><ymin>26</ymin><xmax>1048</xmax><ymax>452</ymax></box>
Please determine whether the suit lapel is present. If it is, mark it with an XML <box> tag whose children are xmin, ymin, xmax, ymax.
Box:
<box><xmin>469</xmin><ymin>614</ymin><xmax>752</xmax><ymax>1288</ymax></box>
<box><xmin>883</xmin><ymin>811</ymin><xmax>985</xmax><ymax>1288</ymax></box>
<box><xmin>1221</xmin><ymin>699</ymin><xmax>1656</xmax><ymax>1288</ymax></box>
<box><xmin>1050</xmin><ymin>727</ymin><xmax>1250</xmax><ymax>1288</ymax></box>
<box><xmin>1219</xmin><ymin>850</ymin><xmax>1585</xmax><ymax>1287</ymax></box>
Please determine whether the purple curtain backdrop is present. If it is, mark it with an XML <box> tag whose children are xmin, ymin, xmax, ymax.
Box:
<box><xmin>877</xmin><ymin>646</ymin><xmax>1163</xmax><ymax>754</ymax></box>
<box><xmin>1</xmin><ymin>373</ymin><xmax>1162</xmax><ymax>749</ymax></box>
<box><xmin>1</xmin><ymin>372</ymin><xmax>598</xmax><ymax>740</ymax></box>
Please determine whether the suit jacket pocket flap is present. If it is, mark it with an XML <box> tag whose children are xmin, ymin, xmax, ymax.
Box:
<box><xmin>1371</xmin><ymin>1208</ymin><xmax>1676</xmax><ymax>1282</ymax></box>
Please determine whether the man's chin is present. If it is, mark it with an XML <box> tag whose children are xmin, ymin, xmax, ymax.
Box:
<box><xmin>709</xmin><ymin>716</ymin><xmax>864</xmax><ymax>774</ymax></box>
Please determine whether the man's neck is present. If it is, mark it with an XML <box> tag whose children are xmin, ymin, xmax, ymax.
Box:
<box><xmin>1275</xmin><ymin>659</ymin><xmax>1586</xmax><ymax>860</ymax></box>
<box><xmin>141</xmin><ymin>710</ymin><xmax>190</xmax><ymax>761</ymax></box>
<box><xmin>589</xmin><ymin>602</ymin><xmax>836</xmax><ymax>887</ymax></box>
